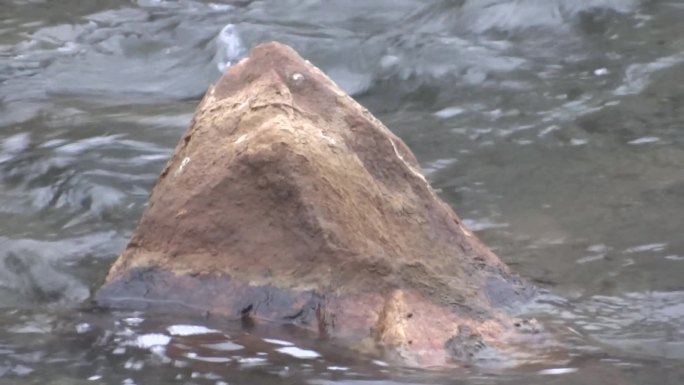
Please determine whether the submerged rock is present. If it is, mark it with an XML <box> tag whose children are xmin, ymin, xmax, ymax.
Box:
<box><xmin>97</xmin><ymin>42</ymin><xmax>548</xmax><ymax>367</ymax></box>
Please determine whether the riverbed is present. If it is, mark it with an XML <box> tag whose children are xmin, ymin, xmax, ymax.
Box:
<box><xmin>1</xmin><ymin>0</ymin><xmax>683</xmax><ymax>384</ymax></box>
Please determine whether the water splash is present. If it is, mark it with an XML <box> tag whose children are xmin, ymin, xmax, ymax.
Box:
<box><xmin>215</xmin><ymin>24</ymin><xmax>245</xmax><ymax>72</ymax></box>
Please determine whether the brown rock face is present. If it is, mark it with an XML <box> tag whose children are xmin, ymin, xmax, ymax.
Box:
<box><xmin>97</xmin><ymin>42</ymin><xmax>546</xmax><ymax>367</ymax></box>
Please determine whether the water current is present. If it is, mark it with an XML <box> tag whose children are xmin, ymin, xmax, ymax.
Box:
<box><xmin>1</xmin><ymin>0</ymin><xmax>683</xmax><ymax>384</ymax></box>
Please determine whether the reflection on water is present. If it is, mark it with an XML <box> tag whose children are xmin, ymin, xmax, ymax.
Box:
<box><xmin>1</xmin><ymin>0</ymin><xmax>684</xmax><ymax>384</ymax></box>
<box><xmin>1</xmin><ymin>306</ymin><xmax>683</xmax><ymax>385</ymax></box>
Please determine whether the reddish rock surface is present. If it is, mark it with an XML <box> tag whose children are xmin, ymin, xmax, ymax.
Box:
<box><xmin>97</xmin><ymin>42</ymin><xmax>550</xmax><ymax>367</ymax></box>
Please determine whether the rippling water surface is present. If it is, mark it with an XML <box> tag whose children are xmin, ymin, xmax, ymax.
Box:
<box><xmin>1</xmin><ymin>0</ymin><xmax>684</xmax><ymax>384</ymax></box>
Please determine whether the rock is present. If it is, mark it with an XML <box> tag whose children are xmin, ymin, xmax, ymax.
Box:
<box><xmin>96</xmin><ymin>42</ymin><xmax>549</xmax><ymax>367</ymax></box>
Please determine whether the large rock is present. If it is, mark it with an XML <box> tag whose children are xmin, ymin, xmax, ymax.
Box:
<box><xmin>97</xmin><ymin>42</ymin><xmax>548</xmax><ymax>366</ymax></box>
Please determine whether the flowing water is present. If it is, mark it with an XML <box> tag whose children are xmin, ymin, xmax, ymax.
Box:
<box><xmin>1</xmin><ymin>0</ymin><xmax>684</xmax><ymax>383</ymax></box>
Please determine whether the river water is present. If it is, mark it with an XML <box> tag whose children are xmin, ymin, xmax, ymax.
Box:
<box><xmin>1</xmin><ymin>0</ymin><xmax>683</xmax><ymax>383</ymax></box>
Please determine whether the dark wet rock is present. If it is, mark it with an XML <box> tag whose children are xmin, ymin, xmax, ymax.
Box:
<box><xmin>97</xmin><ymin>42</ymin><xmax>548</xmax><ymax>367</ymax></box>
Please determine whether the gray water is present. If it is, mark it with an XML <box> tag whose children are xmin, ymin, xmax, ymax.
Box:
<box><xmin>1</xmin><ymin>0</ymin><xmax>684</xmax><ymax>383</ymax></box>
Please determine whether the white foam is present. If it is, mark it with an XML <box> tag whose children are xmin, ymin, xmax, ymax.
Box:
<box><xmin>123</xmin><ymin>317</ymin><xmax>144</xmax><ymax>326</ymax></box>
<box><xmin>594</xmin><ymin>68</ymin><xmax>609</xmax><ymax>76</ymax></box>
<box><xmin>75</xmin><ymin>323</ymin><xmax>91</xmax><ymax>333</ymax></box>
<box><xmin>372</xmin><ymin>360</ymin><xmax>389</xmax><ymax>367</ymax></box>
<box><xmin>624</xmin><ymin>243</ymin><xmax>667</xmax><ymax>253</ymax></box>
<box><xmin>380</xmin><ymin>54</ymin><xmax>400</xmax><ymax>69</ymax></box>
<box><xmin>187</xmin><ymin>355</ymin><xmax>231</xmax><ymax>363</ymax></box>
<box><xmin>537</xmin><ymin>367</ymin><xmax>578</xmax><ymax>375</ymax></box>
<box><xmin>203</xmin><ymin>341</ymin><xmax>244</xmax><ymax>351</ymax></box>
<box><xmin>628</xmin><ymin>136</ymin><xmax>660</xmax><ymax>145</ymax></box>
<box><xmin>237</xmin><ymin>357</ymin><xmax>268</xmax><ymax>366</ymax></box>
<box><xmin>167</xmin><ymin>325</ymin><xmax>220</xmax><ymax>336</ymax></box>
<box><xmin>434</xmin><ymin>106</ymin><xmax>465</xmax><ymax>119</ymax></box>
<box><xmin>191</xmin><ymin>371</ymin><xmax>222</xmax><ymax>380</ymax></box>
<box><xmin>327</xmin><ymin>366</ymin><xmax>349</xmax><ymax>371</ymax></box>
<box><xmin>263</xmin><ymin>338</ymin><xmax>294</xmax><ymax>346</ymax></box>
<box><xmin>124</xmin><ymin>359</ymin><xmax>144</xmax><ymax>370</ymax></box>
<box><xmin>538</xmin><ymin>125</ymin><xmax>560</xmax><ymax>137</ymax></box>
<box><xmin>134</xmin><ymin>333</ymin><xmax>171</xmax><ymax>348</ymax></box>
<box><xmin>275</xmin><ymin>346</ymin><xmax>321</xmax><ymax>359</ymax></box>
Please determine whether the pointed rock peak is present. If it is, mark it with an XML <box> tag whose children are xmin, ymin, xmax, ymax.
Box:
<box><xmin>97</xmin><ymin>42</ymin><xmax>553</xmax><ymax>367</ymax></box>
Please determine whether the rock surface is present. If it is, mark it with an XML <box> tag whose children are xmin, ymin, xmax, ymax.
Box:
<box><xmin>97</xmin><ymin>42</ymin><xmax>547</xmax><ymax>367</ymax></box>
